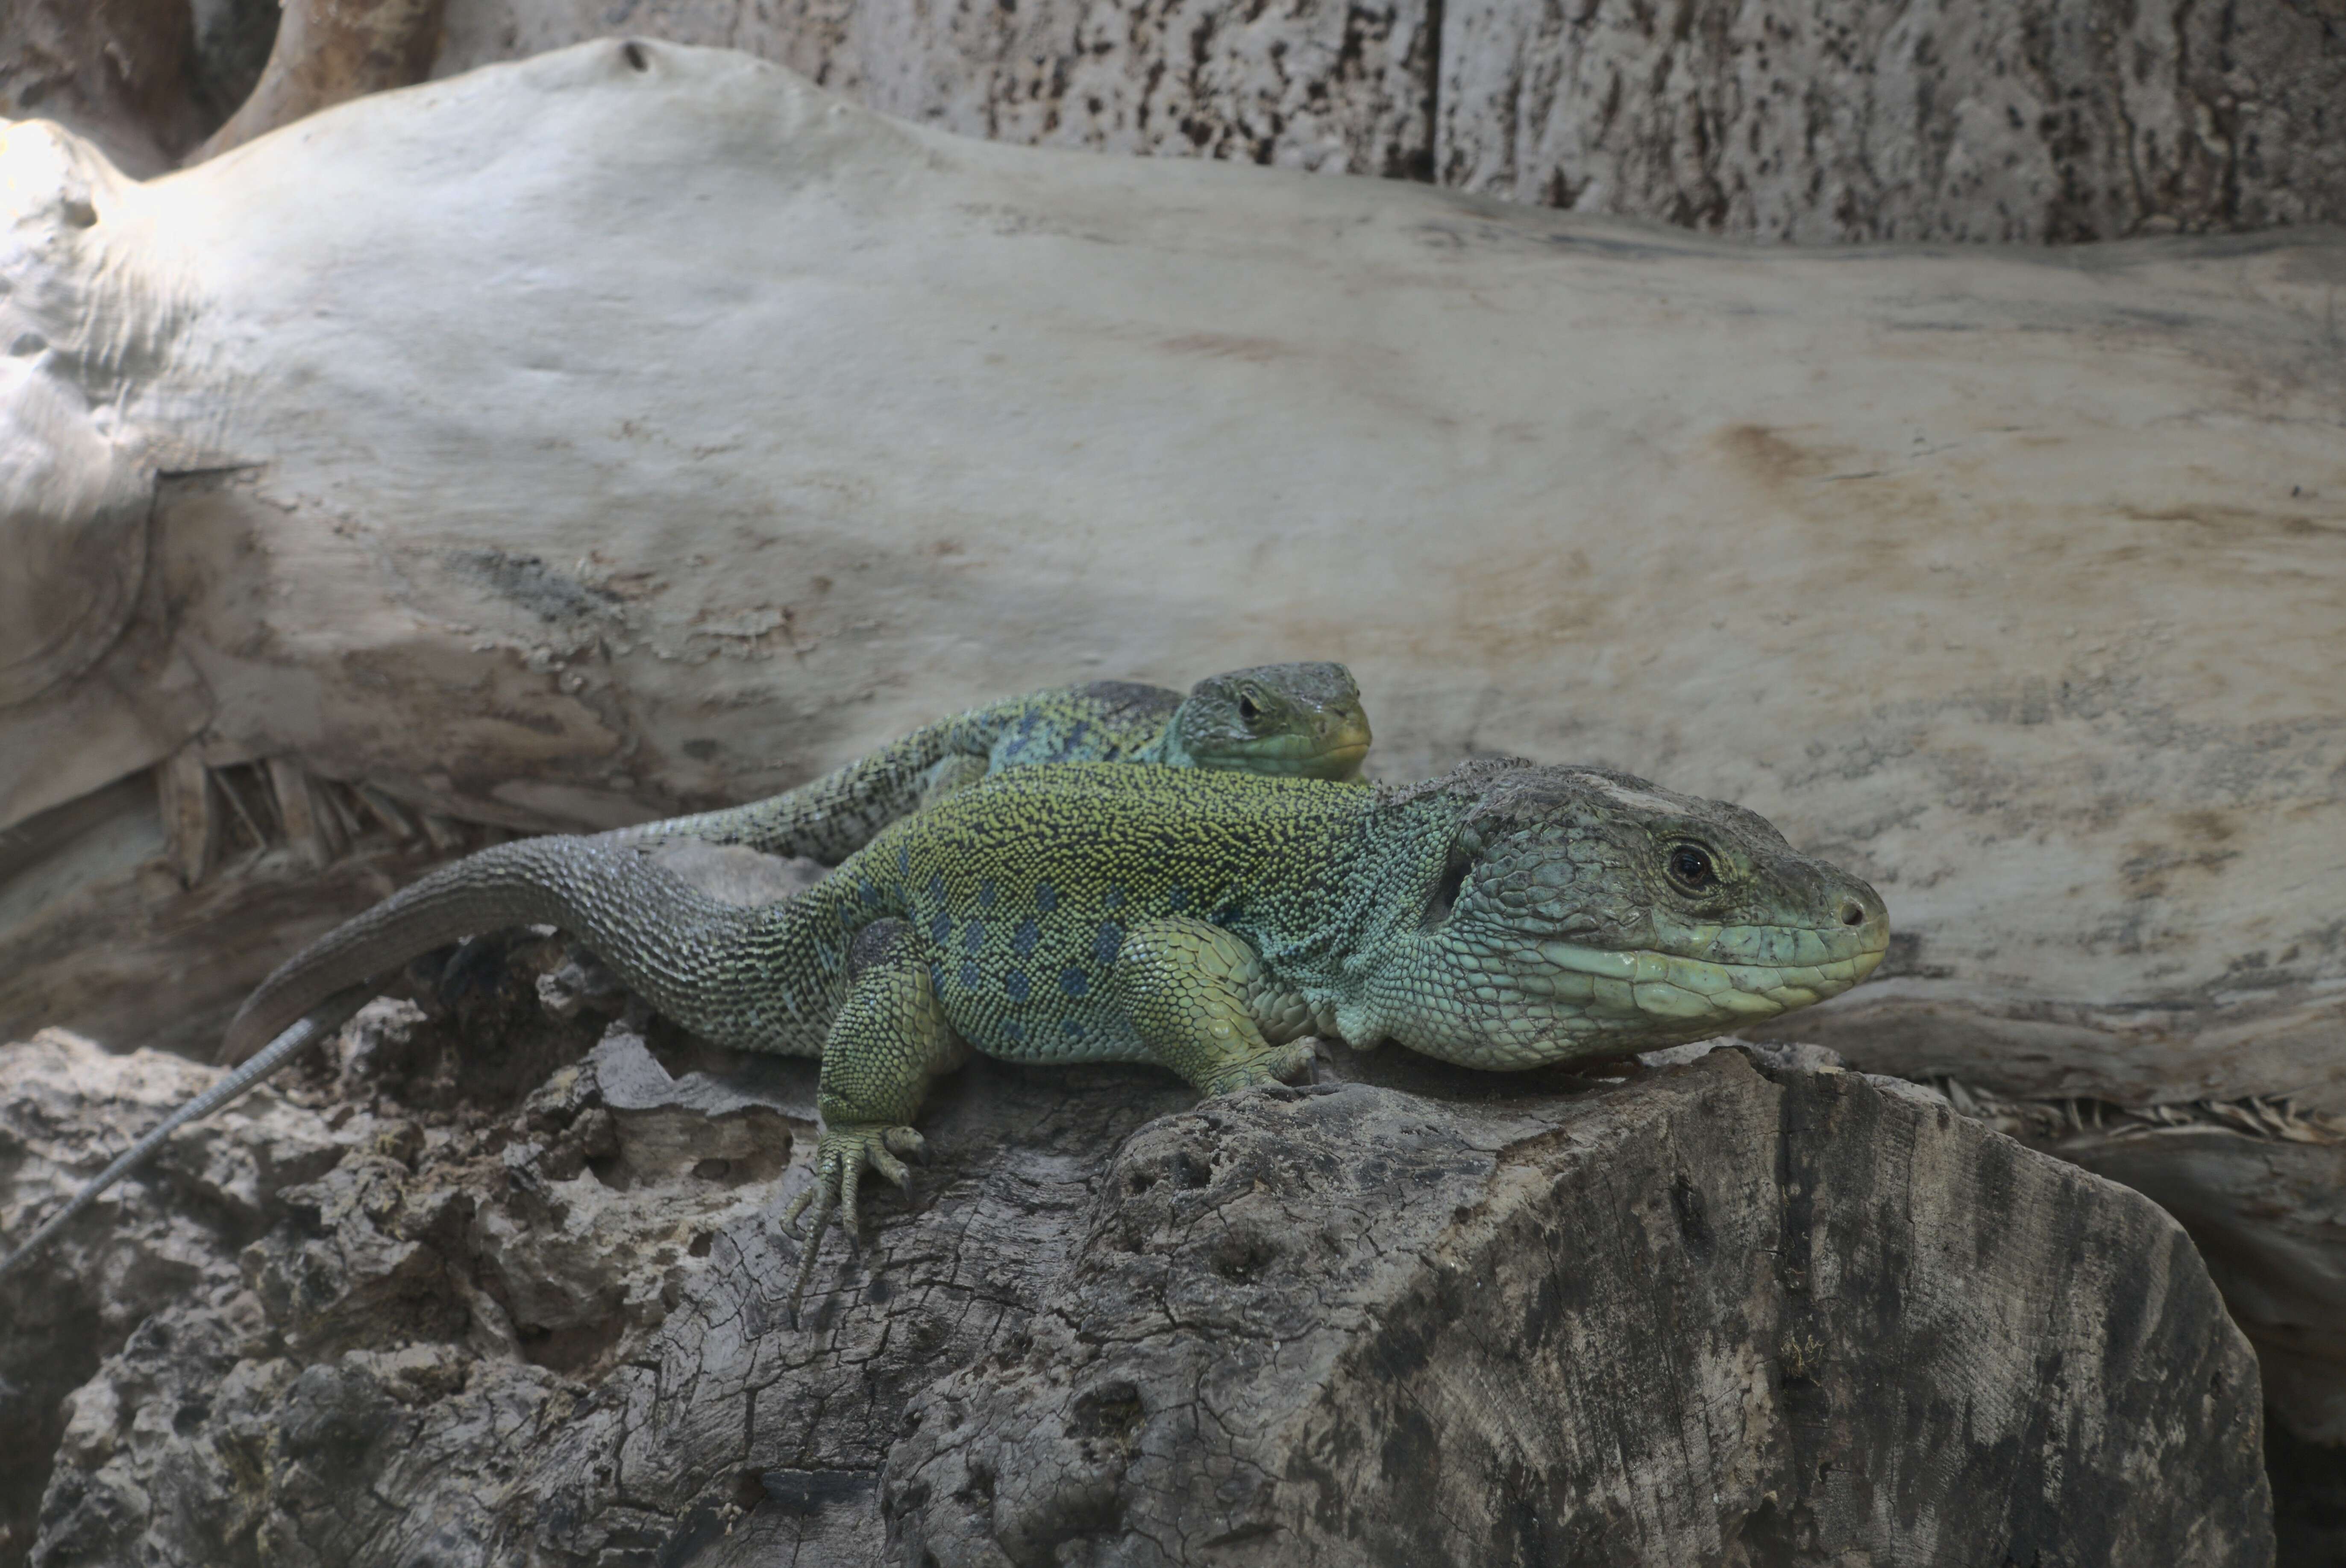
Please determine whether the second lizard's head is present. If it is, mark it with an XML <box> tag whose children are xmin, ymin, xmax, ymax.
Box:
<box><xmin>1361</xmin><ymin>758</ymin><xmax>1889</xmax><ymax>1068</ymax></box>
<box><xmin>1175</xmin><ymin>662</ymin><xmax>1373</xmax><ymax>781</ymax></box>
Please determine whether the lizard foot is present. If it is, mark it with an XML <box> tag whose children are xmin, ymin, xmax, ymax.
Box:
<box><xmin>775</xmin><ymin>1123</ymin><xmax>924</xmax><ymax>1325</ymax></box>
<box><xmin>1201</xmin><ymin>1042</ymin><xmax>1316</xmax><ymax>1098</ymax></box>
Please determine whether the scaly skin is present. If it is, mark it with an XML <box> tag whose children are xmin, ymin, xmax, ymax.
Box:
<box><xmin>616</xmin><ymin>663</ymin><xmax>1372</xmax><ymax>863</ymax></box>
<box><xmin>0</xmin><ymin>759</ymin><xmax>1888</xmax><ymax>1311</ymax></box>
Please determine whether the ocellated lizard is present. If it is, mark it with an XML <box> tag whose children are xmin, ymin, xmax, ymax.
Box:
<box><xmin>0</xmin><ymin>757</ymin><xmax>1888</xmax><ymax>1317</ymax></box>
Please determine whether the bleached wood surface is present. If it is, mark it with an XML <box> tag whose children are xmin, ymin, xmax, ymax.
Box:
<box><xmin>3</xmin><ymin>42</ymin><xmax>2339</xmax><ymax>1112</ymax></box>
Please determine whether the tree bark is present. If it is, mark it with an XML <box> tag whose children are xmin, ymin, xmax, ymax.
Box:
<box><xmin>434</xmin><ymin>0</ymin><xmax>2346</xmax><ymax>240</ymax></box>
<box><xmin>189</xmin><ymin>0</ymin><xmax>450</xmax><ymax>163</ymax></box>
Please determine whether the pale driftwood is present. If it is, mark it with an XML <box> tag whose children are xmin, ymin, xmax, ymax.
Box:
<box><xmin>1</xmin><ymin>47</ymin><xmax>2339</xmax><ymax>1116</ymax></box>
<box><xmin>0</xmin><ymin>995</ymin><xmax>2273</xmax><ymax>1565</ymax></box>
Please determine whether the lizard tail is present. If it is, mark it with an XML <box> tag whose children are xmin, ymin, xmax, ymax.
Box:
<box><xmin>221</xmin><ymin>834</ymin><xmax>849</xmax><ymax>1066</ymax></box>
<box><xmin>608</xmin><ymin>712</ymin><xmax>971</xmax><ymax>862</ymax></box>
<box><xmin>0</xmin><ymin>986</ymin><xmax>373</xmax><ymax>1282</ymax></box>
<box><xmin>2</xmin><ymin>836</ymin><xmax>858</xmax><ymax>1284</ymax></box>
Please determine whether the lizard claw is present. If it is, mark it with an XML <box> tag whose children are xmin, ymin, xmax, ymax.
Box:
<box><xmin>774</xmin><ymin>1123</ymin><xmax>922</xmax><ymax>1326</ymax></box>
<box><xmin>1202</xmin><ymin>1043</ymin><xmax>1316</xmax><ymax>1098</ymax></box>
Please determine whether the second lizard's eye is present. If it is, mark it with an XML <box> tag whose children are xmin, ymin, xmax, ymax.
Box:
<box><xmin>1237</xmin><ymin>691</ymin><xmax>1264</xmax><ymax>725</ymax></box>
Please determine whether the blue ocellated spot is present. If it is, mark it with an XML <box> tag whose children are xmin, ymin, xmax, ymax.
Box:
<box><xmin>897</xmin><ymin>845</ymin><xmax>911</xmax><ymax>876</ymax></box>
<box><xmin>1103</xmin><ymin>885</ymin><xmax>1125</xmax><ymax>909</ymax></box>
<box><xmin>1034</xmin><ymin>881</ymin><xmax>1059</xmax><ymax>914</ymax></box>
<box><xmin>1059</xmin><ymin>966</ymin><xmax>1089</xmax><ymax>997</ymax></box>
<box><xmin>929</xmin><ymin>910</ymin><xmax>954</xmax><ymax>944</ymax></box>
<box><xmin>1004</xmin><ymin>969</ymin><xmax>1030</xmax><ymax>1002</ymax></box>
<box><xmin>857</xmin><ymin>876</ymin><xmax>881</xmax><ymax>905</ymax></box>
<box><xmin>1167</xmin><ymin>885</ymin><xmax>1190</xmax><ymax>912</ymax></box>
<box><xmin>1092</xmin><ymin>920</ymin><xmax>1124</xmax><ymax>965</ymax></box>
<box><xmin>1061</xmin><ymin>1018</ymin><xmax>1084</xmax><ymax>1040</ymax></box>
<box><xmin>1003</xmin><ymin>1019</ymin><xmax>1025</xmax><ymax>1043</ymax></box>
<box><xmin>1013</xmin><ymin>918</ymin><xmax>1041</xmax><ymax>957</ymax></box>
<box><xmin>958</xmin><ymin>961</ymin><xmax>981</xmax><ymax>991</ymax></box>
<box><xmin>978</xmin><ymin>879</ymin><xmax>998</xmax><ymax>909</ymax></box>
<box><xmin>962</xmin><ymin>920</ymin><xmax>986</xmax><ymax>953</ymax></box>
<box><xmin>926</xmin><ymin>873</ymin><xmax>945</xmax><ymax>904</ymax></box>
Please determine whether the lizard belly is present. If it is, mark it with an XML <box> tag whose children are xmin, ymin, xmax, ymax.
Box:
<box><xmin>919</xmin><ymin>930</ymin><xmax>1318</xmax><ymax>1067</ymax></box>
<box><xmin>930</xmin><ymin>943</ymin><xmax>1154</xmax><ymax>1064</ymax></box>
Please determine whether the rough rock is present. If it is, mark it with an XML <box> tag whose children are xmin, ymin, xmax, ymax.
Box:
<box><xmin>1</xmin><ymin>978</ymin><xmax>2273</xmax><ymax>1563</ymax></box>
<box><xmin>0</xmin><ymin>1029</ymin><xmax>354</xmax><ymax>1563</ymax></box>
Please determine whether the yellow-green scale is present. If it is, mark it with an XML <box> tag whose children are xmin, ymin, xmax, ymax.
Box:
<box><xmin>860</xmin><ymin>764</ymin><xmax>1374</xmax><ymax>1064</ymax></box>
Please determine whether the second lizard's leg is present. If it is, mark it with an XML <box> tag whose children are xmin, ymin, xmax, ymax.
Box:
<box><xmin>778</xmin><ymin>919</ymin><xmax>969</xmax><ymax>1321</ymax></box>
<box><xmin>1111</xmin><ymin>917</ymin><xmax>1314</xmax><ymax>1095</ymax></box>
<box><xmin>916</xmin><ymin>750</ymin><xmax>992</xmax><ymax>809</ymax></box>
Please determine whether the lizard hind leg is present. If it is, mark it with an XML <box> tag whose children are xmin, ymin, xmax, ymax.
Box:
<box><xmin>1111</xmin><ymin>917</ymin><xmax>1315</xmax><ymax>1096</ymax></box>
<box><xmin>775</xmin><ymin>918</ymin><xmax>968</xmax><ymax>1325</ymax></box>
<box><xmin>915</xmin><ymin>750</ymin><xmax>992</xmax><ymax>809</ymax></box>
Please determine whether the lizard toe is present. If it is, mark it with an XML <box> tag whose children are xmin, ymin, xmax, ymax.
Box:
<box><xmin>1202</xmin><ymin>1043</ymin><xmax>1317</xmax><ymax>1097</ymax></box>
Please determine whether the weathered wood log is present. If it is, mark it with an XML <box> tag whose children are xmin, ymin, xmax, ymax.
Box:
<box><xmin>0</xmin><ymin>992</ymin><xmax>2272</xmax><ymax>1565</ymax></box>
<box><xmin>1</xmin><ymin>45</ymin><xmax>2338</xmax><ymax>1117</ymax></box>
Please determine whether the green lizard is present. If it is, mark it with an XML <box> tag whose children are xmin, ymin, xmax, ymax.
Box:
<box><xmin>0</xmin><ymin>757</ymin><xmax>1888</xmax><ymax>1320</ymax></box>
<box><xmin>620</xmin><ymin>663</ymin><xmax>1372</xmax><ymax>862</ymax></box>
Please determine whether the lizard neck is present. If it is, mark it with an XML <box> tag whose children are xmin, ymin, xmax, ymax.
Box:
<box><xmin>1130</xmin><ymin>710</ymin><xmax>1197</xmax><ymax>768</ymax></box>
<box><xmin>1235</xmin><ymin>790</ymin><xmax>1448</xmax><ymax>1043</ymax></box>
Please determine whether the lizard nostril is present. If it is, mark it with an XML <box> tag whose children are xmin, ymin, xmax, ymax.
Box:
<box><xmin>1841</xmin><ymin>900</ymin><xmax>1867</xmax><ymax>928</ymax></box>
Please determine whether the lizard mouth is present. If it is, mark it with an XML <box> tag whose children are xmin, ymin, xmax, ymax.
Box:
<box><xmin>1533</xmin><ymin>938</ymin><xmax>1889</xmax><ymax>1022</ymax></box>
<box><xmin>1227</xmin><ymin>724</ymin><xmax>1373</xmax><ymax>780</ymax></box>
<box><xmin>1295</xmin><ymin>714</ymin><xmax>1374</xmax><ymax>779</ymax></box>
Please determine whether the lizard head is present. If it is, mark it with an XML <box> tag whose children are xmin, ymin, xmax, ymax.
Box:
<box><xmin>1175</xmin><ymin>662</ymin><xmax>1372</xmax><ymax>781</ymax></box>
<box><xmin>1365</xmin><ymin>759</ymin><xmax>1889</xmax><ymax>1068</ymax></box>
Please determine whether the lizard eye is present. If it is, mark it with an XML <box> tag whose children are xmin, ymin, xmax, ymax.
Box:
<box><xmin>1665</xmin><ymin>843</ymin><xmax>1719</xmax><ymax>894</ymax></box>
<box><xmin>1236</xmin><ymin>690</ymin><xmax>1264</xmax><ymax>725</ymax></box>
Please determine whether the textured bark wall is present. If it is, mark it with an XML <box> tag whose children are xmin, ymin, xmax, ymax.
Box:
<box><xmin>438</xmin><ymin>0</ymin><xmax>1437</xmax><ymax>175</ymax></box>
<box><xmin>437</xmin><ymin>0</ymin><xmax>2346</xmax><ymax>239</ymax></box>
<box><xmin>1437</xmin><ymin>0</ymin><xmax>2346</xmax><ymax>241</ymax></box>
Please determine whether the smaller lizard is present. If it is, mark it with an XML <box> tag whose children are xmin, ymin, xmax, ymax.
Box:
<box><xmin>617</xmin><ymin>662</ymin><xmax>1372</xmax><ymax>863</ymax></box>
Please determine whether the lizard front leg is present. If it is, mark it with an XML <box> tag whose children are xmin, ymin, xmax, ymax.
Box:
<box><xmin>1111</xmin><ymin>917</ymin><xmax>1315</xmax><ymax>1095</ymax></box>
<box><xmin>777</xmin><ymin>919</ymin><xmax>969</xmax><ymax>1323</ymax></box>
